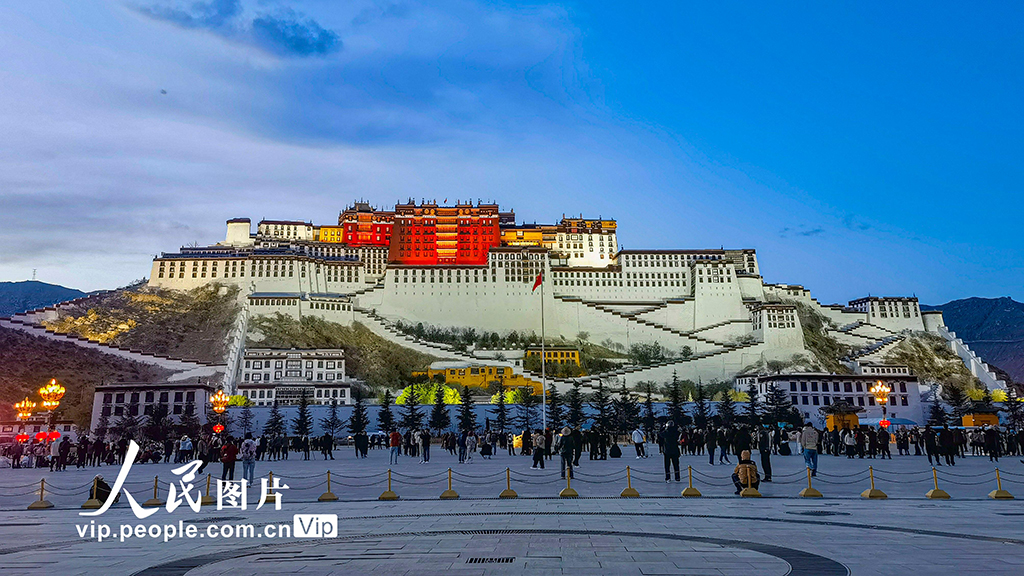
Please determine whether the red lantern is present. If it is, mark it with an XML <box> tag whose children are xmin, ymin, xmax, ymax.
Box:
<box><xmin>16</xmin><ymin>433</ymin><xmax>29</xmax><ymax>443</ymax></box>
<box><xmin>34</xmin><ymin>432</ymin><xmax>47</xmax><ymax>441</ymax></box>
<box><xmin>212</xmin><ymin>424</ymin><xmax>225</xmax><ymax>434</ymax></box>
<box><xmin>879</xmin><ymin>419</ymin><xmax>891</xmax><ymax>429</ymax></box>
<box><xmin>47</xmin><ymin>430</ymin><xmax>61</xmax><ymax>441</ymax></box>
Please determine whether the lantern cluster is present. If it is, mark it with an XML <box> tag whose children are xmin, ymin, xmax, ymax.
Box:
<box><xmin>210</xmin><ymin>389</ymin><xmax>230</xmax><ymax>414</ymax></box>
<box><xmin>38</xmin><ymin>379</ymin><xmax>66</xmax><ymax>411</ymax></box>
<box><xmin>14</xmin><ymin>398</ymin><xmax>36</xmax><ymax>421</ymax></box>
<box><xmin>869</xmin><ymin>381</ymin><xmax>891</xmax><ymax>406</ymax></box>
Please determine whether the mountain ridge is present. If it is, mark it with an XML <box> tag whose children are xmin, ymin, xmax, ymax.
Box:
<box><xmin>922</xmin><ymin>296</ymin><xmax>1024</xmax><ymax>383</ymax></box>
<box><xmin>0</xmin><ymin>280</ymin><xmax>88</xmax><ymax>317</ymax></box>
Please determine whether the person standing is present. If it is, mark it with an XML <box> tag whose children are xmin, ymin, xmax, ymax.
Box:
<box><xmin>554</xmin><ymin>427</ymin><xmax>575</xmax><ymax>479</ymax></box>
<box><xmin>798</xmin><ymin>422</ymin><xmax>820</xmax><ymax>477</ymax></box>
<box><xmin>757</xmin><ymin>426</ymin><xmax>773</xmax><ymax>482</ymax></box>
<box><xmin>923</xmin><ymin>426</ymin><xmax>941</xmax><ymax>466</ymax></box>
<box><xmin>718</xmin><ymin>427</ymin><xmax>732</xmax><ymax>464</ymax></box>
<box><xmin>660</xmin><ymin>421</ymin><xmax>681</xmax><ymax>482</ymax></box>
<box><xmin>420</xmin><ymin>428</ymin><xmax>432</xmax><ymax>463</ymax></box>
<box><xmin>240</xmin><ymin>433</ymin><xmax>257</xmax><ymax>485</ymax></box>
<box><xmin>220</xmin><ymin>436</ymin><xmax>238</xmax><ymax>481</ymax></box>
<box><xmin>877</xmin><ymin>427</ymin><xmax>892</xmax><ymax>459</ymax></box>
<box><xmin>984</xmin><ymin>425</ymin><xmax>1001</xmax><ymax>462</ymax></box>
<box><xmin>389</xmin><ymin>429</ymin><xmax>402</xmax><ymax>465</ymax></box>
<box><xmin>939</xmin><ymin>424</ymin><xmax>956</xmax><ymax>466</ymax></box>
<box><xmin>631</xmin><ymin>427</ymin><xmax>646</xmax><ymax>459</ymax></box>
<box><xmin>57</xmin><ymin>437</ymin><xmax>71</xmax><ymax>471</ymax></box>
<box><xmin>532</xmin><ymin>430</ymin><xmax>546</xmax><ymax>469</ymax></box>
<box><xmin>705</xmin><ymin>427</ymin><xmax>718</xmax><ymax>465</ymax></box>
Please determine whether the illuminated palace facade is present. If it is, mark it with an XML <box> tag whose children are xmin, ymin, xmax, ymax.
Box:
<box><xmin>148</xmin><ymin>198</ymin><xmax>957</xmax><ymax>393</ymax></box>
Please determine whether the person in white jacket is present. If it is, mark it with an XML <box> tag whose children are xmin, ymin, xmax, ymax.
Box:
<box><xmin>631</xmin><ymin>428</ymin><xmax>647</xmax><ymax>459</ymax></box>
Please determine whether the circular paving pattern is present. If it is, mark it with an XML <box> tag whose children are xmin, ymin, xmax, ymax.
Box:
<box><xmin>135</xmin><ymin>529</ymin><xmax>847</xmax><ymax>576</ymax></box>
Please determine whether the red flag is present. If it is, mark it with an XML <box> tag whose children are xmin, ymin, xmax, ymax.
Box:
<box><xmin>532</xmin><ymin>273</ymin><xmax>543</xmax><ymax>292</ymax></box>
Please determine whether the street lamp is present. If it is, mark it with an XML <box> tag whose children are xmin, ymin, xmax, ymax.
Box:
<box><xmin>870</xmin><ymin>380</ymin><xmax>891</xmax><ymax>428</ymax></box>
<box><xmin>14</xmin><ymin>398</ymin><xmax>36</xmax><ymax>421</ymax></box>
<box><xmin>210</xmin><ymin>389</ymin><xmax>230</xmax><ymax>414</ymax></box>
<box><xmin>38</xmin><ymin>379</ymin><xmax>65</xmax><ymax>431</ymax></box>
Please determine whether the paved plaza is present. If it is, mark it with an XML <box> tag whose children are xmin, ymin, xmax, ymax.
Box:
<box><xmin>2</xmin><ymin>446</ymin><xmax>1024</xmax><ymax>575</ymax></box>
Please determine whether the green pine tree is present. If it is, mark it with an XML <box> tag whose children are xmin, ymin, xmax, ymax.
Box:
<box><xmin>515</xmin><ymin>388</ymin><xmax>540</xmax><ymax>431</ymax></box>
<box><xmin>744</xmin><ymin>383</ymin><xmax>762</xmax><ymax>426</ymax></box>
<box><xmin>262</xmin><ymin>401</ymin><xmax>286</xmax><ymax>437</ymax></box>
<box><xmin>941</xmin><ymin>384</ymin><xmax>971</xmax><ymax>418</ymax></box>
<box><xmin>1002</xmin><ymin>386</ymin><xmax>1024</xmax><ymax>430</ymax></box>
<box><xmin>691</xmin><ymin>382</ymin><xmax>710</xmax><ymax>428</ymax></box>
<box><xmin>546</xmin><ymin>384</ymin><xmax>565</xmax><ymax>430</ymax></box>
<box><xmin>612</xmin><ymin>384</ymin><xmax>640</xmax><ymax>437</ymax></box>
<box><xmin>292</xmin><ymin>390</ymin><xmax>313</xmax><ymax>436</ymax></box>
<box><xmin>716</xmin><ymin>392</ymin><xmax>737</xmax><ymax>426</ymax></box>
<box><xmin>566</xmin><ymin>380</ymin><xmax>586</xmax><ymax>427</ymax></box>
<box><xmin>377</xmin><ymin>390</ymin><xmax>396</xmax><ymax>432</ymax></box>
<box><xmin>457</xmin><ymin>386</ymin><xmax>477</xmax><ymax>433</ymax></box>
<box><xmin>665</xmin><ymin>371</ymin><xmax>685</xmax><ymax>425</ymax></box>
<box><xmin>641</xmin><ymin>382</ymin><xmax>658</xmax><ymax>437</ymax></box>
<box><xmin>319</xmin><ymin>400</ymin><xmax>344</xmax><ymax>439</ymax></box>
<box><xmin>348</xmin><ymin>389</ymin><xmax>370</xmax><ymax>435</ymax></box>
<box><xmin>489</xmin><ymin>382</ymin><xmax>511</xmax><ymax>432</ymax></box>
<box><xmin>589</xmin><ymin>379</ymin><xmax>614</xmax><ymax>431</ymax></box>
<box><xmin>238</xmin><ymin>400</ymin><xmax>256</xmax><ymax>435</ymax></box>
<box><xmin>178</xmin><ymin>402</ymin><xmax>202</xmax><ymax>438</ymax></box>
<box><xmin>764</xmin><ymin>383</ymin><xmax>794</xmax><ymax>426</ymax></box>
<box><xmin>400</xmin><ymin>381</ymin><xmax>424</xmax><ymax>430</ymax></box>
<box><xmin>428</xmin><ymin>385</ymin><xmax>452</xmax><ymax>434</ymax></box>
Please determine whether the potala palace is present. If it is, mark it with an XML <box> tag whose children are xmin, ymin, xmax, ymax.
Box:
<box><xmin>142</xmin><ymin>199</ymin><xmax>1008</xmax><ymax>407</ymax></box>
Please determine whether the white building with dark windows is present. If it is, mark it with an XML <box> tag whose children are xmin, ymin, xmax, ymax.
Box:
<box><xmin>89</xmin><ymin>380</ymin><xmax>215</xmax><ymax>434</ymax></box>
<box><xmin>237</xmin><ymin>348</ymin><xmax>354</xmax><ymax>406</ymax></box>
<box><xmin>735</xmin><ymin>369</ymin><xmax>925</xmax><ymax>425</ymax></box>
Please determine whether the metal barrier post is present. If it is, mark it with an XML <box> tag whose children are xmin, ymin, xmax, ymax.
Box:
<box><xmin>379</xmin><ymin>468</ymin><xmax>399</xmax><ymax>500</ymax></box>
<box><xmin>319</xmin><ymin>470</ymin><xmax>339</xmax><ymax>502</ymax></box>
<box><xmin>620</xmin><ymin>466</ymin><xmax>640</xmax><ymax>498</ymax></box>
<box><xmin>739</xmin><ymin>467</ymin><xmax>761</xmax><ymax>497</ymax></box>
<box><xmin>82</xmin><ymin>477</ymin><xmax>102</xmax><ymax>509</ymax></box>
<box><xmin>559</xmin><ymin>472</ymin><xmax>579</xmax><ymax>498</ymax></box>
<box><xmin>925</xmin><ymin>467</ymin><xmax>950</xmax><ymax>499</ymax></box>
<box><xmin>144</xmin><ymin>475</ymin><xmax>165</xmax><ymax>507</ymax></box>
<box><xmin>440</xmin><ymin>468</ymin><xmax>459</xmax><ymax>499</ymax></box>
<box><xmin>201</xmin><ymin>473</ymin><xmax>215</xmax><ymax>506</ymax></box>
<box><xmin>989</xmin><ymin>468</ymin><xmax>1014</xmax><ymax>500</ymax></box>
<box><xmin>681</xmin><ymin>465</ymin><xmax>701</xmax><ymax>497</ymax></box>
<box><xmin>27</xmin><ymin>478</ymin><xmax>54</xmax><ymax>510</ymax></box>
<box><xmin>861</xmin><ymin>466</ymin><xmax>887</xmax><ymax>499</ymax></box>
<box><xmin>499</xmin><ymin>468</ymin><xmax>518</xmax><ymax>499</ymax></box>
<box><xmin>798</xmin><ymin>467</ymin><xmax>822</xmax><ymax>498</ymax></box>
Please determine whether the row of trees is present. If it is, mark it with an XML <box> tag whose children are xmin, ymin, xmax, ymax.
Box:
<box><xmin>925</xmin><ymin>384</ymin><xmax>1024</xmax><ymax>428</ymax></box>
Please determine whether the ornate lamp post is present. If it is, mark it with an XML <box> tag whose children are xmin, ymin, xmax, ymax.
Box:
<box><xmin>210</xmin><ymin>389</ymin><xmax>230</xmax><ymax>414</ymax></box>
<box><xmin>870</xmin><ymin>381</ymin><xmax>892</xmax><ymax>428</ymax></box>
<box><xmin>38</xmin><ymin>379</ymin><xmax>65</xmax><ymax>432</ymax></box>
<box><xmin>14</xmin><ymin>398</ymin><xmax>36</xmax><ymax>422</ymax></box>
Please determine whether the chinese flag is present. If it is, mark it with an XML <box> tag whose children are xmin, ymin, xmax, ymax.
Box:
<box><xmin>532</xmin><ymin>273</ymin><xmax>543</xmax><ymax>292</ymax></box>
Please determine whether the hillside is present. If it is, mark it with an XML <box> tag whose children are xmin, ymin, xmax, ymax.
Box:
<box><xmin>248</xmin><ymin>314</ymin><xmax>437</xmax><ymax>391</ymax></box>
<box><xmin>0</xmin><ymin>280</ymin><xmax>87</xmax><ymax>316</ymax></box>
<box><xmin>0</xmin><ymin>326</ymin><xmax>172</xmax><ymax>428</ymax></box>
<box><xmin>41</xmin><ymin>283</ymin><xmax>240</xmax><ymax>364</ymax></box>
<box><xmin>923</xmin><ymin>297</ymin><xmax>1024</xmax><ymax>383</ymax></box>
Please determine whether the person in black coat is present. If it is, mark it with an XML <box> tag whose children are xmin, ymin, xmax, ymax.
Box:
<box><xmin>757</xmin><ymin>427</ymin><xmax>773</xmax><ymax>482</ymax></box>
<box><xmin>939</xmin><ymin>424</ymin><xmax>956</xmax><ymax>466</ymax></box>
<box><xmin>659</xmin><ymin>421</ymin><xmax>681</xmax><ymax>482</ymax></box>
<box><xmin>705</xmin><ymin>428</ymin><xmax>717</xmax><ymax>465</ymax></box>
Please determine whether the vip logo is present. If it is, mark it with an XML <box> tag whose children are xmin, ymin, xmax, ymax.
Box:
<box><xmin>293</xmin><ymin>514</ymin><xmax>338</xmax><ymax>538</ymax></box>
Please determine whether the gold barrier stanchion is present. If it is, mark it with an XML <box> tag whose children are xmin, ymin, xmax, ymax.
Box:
<box><xmin>681</xmin><ymin>465</ymin><xmax>701</xmax><ymax>497</ymax></box>
<box><xmin>861</xmin><ymin>466</ymin><xmax>887</xmax><ymax>499</ymax></box>
<box><xmin>440</xmin><ymin>468</ymin><xmax>459</xmax><ymax>499</ymax></box>
<box><xmin>379</xmin><ymin>469</ymin><xmax>399</xmax><ymax>501</ymax></box>
<box><xmin>200</xmin><ymin>473</ymin><xmax>215</xmax><ymax>506</ymax></box>
<box><xmin>798</xmin><ymin>467</ymin><xmax>822</xmax><ymax>498</ymax></box>
<box><xmin>319</xmin><ymin>470</ymin><xmax>339</xmax><ymax>502</ymax></box>
<box><xmin>499</xmin><ymin>468</ymin><xmax>518</xmax><ymax>499</ymax></box>
<box><xmin>143</xmin><ymin>476</ymin><xmax>165</xmax><ymax>507</ymax></box>
<box><xmin>925</xmin><ymin>467</ymin><xmax>950</xmax><ymax>499</ymax></box>
<box><xmin>27</xmin><ymin>478</ymin><xmax>54</xmax><ymax>510</ymax></box>
<box><xmin>559</xmin><ymin>472</ymin><xmax>579</xmax><ymax>498</ymax></box>
<box><xmin>620</xmin><ymin>466</ymin><xmax>640</xmax><ymax>498</ymax></box>
<box><xmin>989</xmin><ymin>468</ymin><xmax>1014</xmax><ymax>500</ymax></box>
<box><xmin>739</xmin><ymin>468</ymin><xmax>761</xmax><ymax>497</ymax></box>
<box><xmin>82</xmin><ymin>477</ymin><xmax>102</xmax><ymax>509</ymax></box>
<box><xmin>263</xmin><ymin>471</ymin><xmax>278</xmax><ymax>504</ymax></box>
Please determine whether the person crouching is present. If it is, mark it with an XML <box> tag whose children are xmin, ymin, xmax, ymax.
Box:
<box><xmin>732</xmin><ymin>449</ymin><xmax>760</xmax><ymax>495</ymax></box>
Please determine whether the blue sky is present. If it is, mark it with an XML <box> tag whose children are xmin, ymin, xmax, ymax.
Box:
<box><xmin>0</xmin><ymin>1</ymin><xmax>1021</xmax><ymax>303</ymax></box>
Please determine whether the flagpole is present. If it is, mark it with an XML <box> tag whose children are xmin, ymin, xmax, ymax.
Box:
<box><xmin>540</xmin><ymin>269</ymin><xmax>547</xmax><ymax>431</ymax></box>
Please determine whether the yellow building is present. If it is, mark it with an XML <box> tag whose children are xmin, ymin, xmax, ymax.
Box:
<box><xmin>500</xmin><ymin>224</ymin><xmax>558</xmax><ymax>247</ymax></box>
<box><xmin>317</xmin><ymin>225</ymin><xmax>346</xmax><ymax>243</ymax></box>
<box><xmin>525</xmin><ymin>345</ymin><xmax>581</xmax><ymax>366</ymax></box>
<box><xmin>413</xmin><ymin>362</ymin><xmax>543</xmax><ymax>394</ymax></box>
